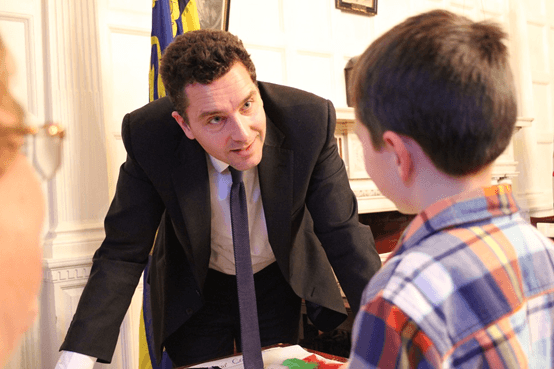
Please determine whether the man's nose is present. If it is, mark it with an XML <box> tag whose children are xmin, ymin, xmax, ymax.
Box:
<box><xmin>230</xmin><ymin>115</ymin><xmax>250</xmax><ymax>141</ymax></box>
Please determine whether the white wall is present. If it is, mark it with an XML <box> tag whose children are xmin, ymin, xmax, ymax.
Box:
<box><xmin>0</xmin><ymin>0</ymin><xmax>553</xmax><ymax>367</ymax></box>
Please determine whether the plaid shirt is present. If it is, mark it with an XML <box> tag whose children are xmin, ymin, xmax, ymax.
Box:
<box><xmin>349</xmin><ymin>185</ymin><xmax>554</xmax><ymax>368</ymax></box>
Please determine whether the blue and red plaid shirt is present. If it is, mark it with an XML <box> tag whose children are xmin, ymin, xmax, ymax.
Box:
<box><xmin>348</xmin><ymin>184</ymin><xmax>554</xmax><ymax>368</ymax></box>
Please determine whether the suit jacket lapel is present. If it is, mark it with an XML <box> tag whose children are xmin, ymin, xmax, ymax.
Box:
<box><xmin>171</xmin><ymin>137</ymin><xmax>212</xmax><ymax>289</ymax></box>
<box><xmin>258</xmin><ymin>116</ymin><xmax>294</xmax><ymax>278</ymax></box>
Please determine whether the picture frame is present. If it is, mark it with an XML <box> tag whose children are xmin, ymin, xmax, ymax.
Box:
<box><xmin>335</xmin><ymin>0</ymin><xmax>377</xmax><ymax>16</ymax></box>
<box><xmin>196</xmin><ymin>0</ymin><xmax>231</xmax><ymax>31</ymax></box>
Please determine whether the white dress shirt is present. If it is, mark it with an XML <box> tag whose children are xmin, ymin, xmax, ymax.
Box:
<box><xmin>207</xmin><ymin>154</ymin><xmax>275</xmax><ymax>274</ymax></box>
<box><xmin>55</xmin><ymin>155</ymin><xmax>275</xmax><ymax>368</ymax></box>
<box><xmin>55</xmin><ymin>351</ymin><xmax>95</xmax><ymax>369</ymax></box>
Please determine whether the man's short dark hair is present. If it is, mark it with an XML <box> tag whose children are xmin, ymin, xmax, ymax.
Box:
<box><xmin>160</xmin><ymin>29</ymin><xmax>257</xmax><ymax>119</ymax></box>
<box><xmin>351</xmin><ymin>9</ymin><xmax>517</xmax><ymax>176</ymax></box>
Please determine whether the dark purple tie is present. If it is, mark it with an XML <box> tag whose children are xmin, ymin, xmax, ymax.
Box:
<box><xmin>228</xmin><ymin>167</ymin><xmax>264</xmax><ymax>368</ymax></box>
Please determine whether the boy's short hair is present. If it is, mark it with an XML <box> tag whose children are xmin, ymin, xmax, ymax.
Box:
<box><xmin>160</xmin><ymin>29</ymin><xmax>257</xmax><ymax>119</ymax></box>
<box><xmin>351</xmin><ymin>9</ymin><xmax>517</xmax><ymax>176</ymax></box>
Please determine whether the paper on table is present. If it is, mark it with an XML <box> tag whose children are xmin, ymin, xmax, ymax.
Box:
<box><xmin>189</xmin><ymin>345</ymin><xmax>343</xmax><ymax>369</ymax></box>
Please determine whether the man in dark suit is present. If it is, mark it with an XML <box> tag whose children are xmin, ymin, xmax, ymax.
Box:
<box><xmin>56</xmin><ymin>29</ymin><xmax>381</xmax><ymax>368</ymax></box>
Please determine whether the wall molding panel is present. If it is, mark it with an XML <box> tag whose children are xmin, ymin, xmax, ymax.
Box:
<box><xmin>0</xmin><ymin>13</ymin><xmax>39</xmax><ymax>116</ymax></box>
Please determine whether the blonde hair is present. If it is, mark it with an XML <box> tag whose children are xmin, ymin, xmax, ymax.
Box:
<box><xmin>0</xmin><ymin>36</ymin><xmax>26</xmax><ymax>176</ymax></box>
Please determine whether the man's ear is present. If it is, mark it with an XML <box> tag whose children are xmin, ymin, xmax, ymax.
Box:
<box><xmin>172</xmin><ymin>111</ymin><xmax>194</xmax><ymax>140</ymax></box>
<box><xmin>382</xmin><ymin>131</ymin><xmax>414</xmax><ymax>184</ymax></box>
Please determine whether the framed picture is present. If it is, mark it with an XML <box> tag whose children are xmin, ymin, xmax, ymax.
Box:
<box><xmin>196</xmin><ymin>0</ymin><xmax>231</xmax><ymax>31</ymax></box>
<box><xmin>335</xmin><ymin>0</ymin><xmax>377</xmax><ymax>16</ymax></box>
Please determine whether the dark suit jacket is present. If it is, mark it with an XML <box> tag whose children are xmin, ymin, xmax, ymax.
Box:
<box><xmin>60</xmin><ymin>82</ymin><xmax>381</xmax><ymax>363</ymax></box>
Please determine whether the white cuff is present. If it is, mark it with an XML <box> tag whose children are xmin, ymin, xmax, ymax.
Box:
<box><xmin>55</xmin><ymin>350</ymin><xmax>96</xmax><ymax>369</ymax></box>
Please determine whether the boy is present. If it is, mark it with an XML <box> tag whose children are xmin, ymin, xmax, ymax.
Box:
<box><xmin>346</xmin><ymin>9</ymin><xmax>554</xmax><ymax>368</ymax></box>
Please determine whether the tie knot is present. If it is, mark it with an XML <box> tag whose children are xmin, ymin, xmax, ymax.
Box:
<box><xmin>229</xmin><ymin>166</ymin><xmax>243</xmax><ymax>184</ymax></box>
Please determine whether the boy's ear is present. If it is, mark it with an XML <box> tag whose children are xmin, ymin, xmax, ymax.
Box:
<box><xmin>382</xmin><ymin>131</ymin><xmax>414</xmax><ymax>184</ymax></box>
<box><xmin>172</xmin><ymin>111</ymin><xmax>194</xmax><ymax>140</ymax></box>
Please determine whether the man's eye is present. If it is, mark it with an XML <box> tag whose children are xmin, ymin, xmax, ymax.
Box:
<box><xmin>209</xmin><ymin>116</ymin><xmax>224</xmax><ymax>125</ymax></box>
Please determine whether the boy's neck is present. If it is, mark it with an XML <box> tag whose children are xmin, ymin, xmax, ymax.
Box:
<box><xmin>412</xmin><ymin>164</ymin><xmax>494</xmax><ymax>214</ymax></box>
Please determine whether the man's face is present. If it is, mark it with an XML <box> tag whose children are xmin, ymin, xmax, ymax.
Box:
<box><xmin>0</xmin><ymin>46</ymin><xmax>45</xmax><ymax>367</ymax></box>
<box><xmin>0</xmin><ymin>49</ymin><xmax>25</xmax><ymax>176</ymax></box>
<box><xmin>173</xmin><ymin>62</ymin><xmax>266</xmax><ymax>171</ymax></box>
<box><xmin>0</xmin><ymin>155</ymin><xmax>44</xmax><ymax>366</ymax></box>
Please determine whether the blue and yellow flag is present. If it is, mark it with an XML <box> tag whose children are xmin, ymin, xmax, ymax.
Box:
<box><xmin>139</xmin><ymin>255</ymin><xmax>170</xmax><ymax>369</ymax></box>
<box><xmin>149</xmin><ymin>0</ymin><xmax>200</xmax><ymax>102</ymax></box>
<box><xmin>141</xmin><ymin>2</ymin><xmax>199</xmax><ymax>368</ymax></box>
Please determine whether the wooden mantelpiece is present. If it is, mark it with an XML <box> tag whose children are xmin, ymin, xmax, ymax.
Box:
<box><xmin>335</xmin><ymin>107</ymin><xmax>533</xmax><ymax>214</ymax></box>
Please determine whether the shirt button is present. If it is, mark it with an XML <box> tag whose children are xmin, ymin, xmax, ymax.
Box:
<box><xmin>186</xmin><ymin>308</ymin><xmax>194</xmax><ymax>315</ymax></box>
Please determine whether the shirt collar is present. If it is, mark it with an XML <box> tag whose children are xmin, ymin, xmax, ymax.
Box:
<box><xmin>394</xmin><ymin>184</ymin><xmax>520</xmax><ymax>257</ymax></box>
<box><xmin>207</xmin><ymin>154</ymin><xmax>229</xmax><ymax>174</ymax></box>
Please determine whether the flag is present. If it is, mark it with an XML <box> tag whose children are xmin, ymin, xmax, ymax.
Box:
<box><xmin>140</xmin><ymin>2</ymin><xmax>200</xmax><ymax>368</ymax></box>
<box><xmin>149</xmin><ymin>0</ymin><xmax>200</xmax><ymax>102</ymax></box>
<box><xmin>139</xmin><ymin>255</ymin><xmax>171</xmax><ymax>369</ymax></box>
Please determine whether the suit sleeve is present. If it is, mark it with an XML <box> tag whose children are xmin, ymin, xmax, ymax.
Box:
<box><xmin>59</xmin><ymin>113</ymin><xmax>166</xmax><ymax>363</ymax></box>
<box><xmin>306</xmin><ymin>100</ymin><xmax>381</xmax><ymax>315</ymax></box>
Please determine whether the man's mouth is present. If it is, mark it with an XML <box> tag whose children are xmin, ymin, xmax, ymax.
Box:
<box><xmin>231</xmin><ymin>141</ymin><xmax>254</xmax><ymax>154</ymax></box>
